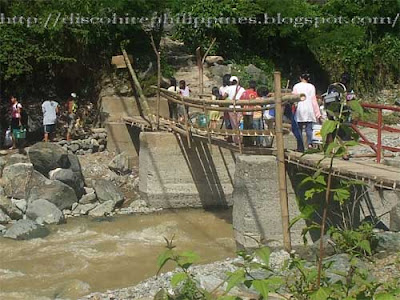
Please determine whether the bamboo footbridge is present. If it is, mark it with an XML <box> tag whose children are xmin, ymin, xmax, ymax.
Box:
<box><xmin>115</xmin><ymin>48</ymin><xmax>400</xmax><ymax>250</ymax></box>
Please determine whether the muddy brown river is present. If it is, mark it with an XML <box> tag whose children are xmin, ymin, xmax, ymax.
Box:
<box><xmin>0</xmin><ymin>209</ymin><xmax>235</xmax><ymax>300</ymax></box>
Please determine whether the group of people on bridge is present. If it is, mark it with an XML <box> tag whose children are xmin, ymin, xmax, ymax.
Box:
<box><xmin>167</xmin><ymin>71</ymin><xmax>354</xmax><ymax>155</ymax></box>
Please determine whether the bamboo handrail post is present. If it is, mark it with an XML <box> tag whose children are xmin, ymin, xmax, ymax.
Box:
<box><xmin>181</xmin><ymin>95</ymin><xmax>191</xmax><ymax>148</ymax></box>
<box><xmin>274</xmin><ymin>71</ymin><xmax>292</xmax><ymax>252</ymax></box>
<box><xmin>149</xmin><ymin>34</ymin><xmax>161</xmax><ymax>130</ymax></box>
<box><xmin>121</xmin><ymin>47</ymin><xmax>154</xmax><ymax>126</ymax></box>
<box><xmin>202</xmin><ymin>98</ymin><xmax>213</xmax><ymax>152</ymax></box>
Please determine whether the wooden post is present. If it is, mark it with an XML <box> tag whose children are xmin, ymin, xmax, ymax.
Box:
<box><xmin>196</xmin><ymin>47</ymin><xmax>203</xmax><ymax>95</ymax></box>
<box><xmin>121</xmin><ymin>47</ymin><xmax>154</xmax><ymax>124</ymax></box>
<box><xmin>149</xmin><ymin>34</ymin><xmax>161</xmax><ymax>130</ymax></box>
<box><xmin>181</xmin><ymin>95</ymin><xmax>192</xmax><ymax>148</ymax></box>
<box><xmin>274</xmin><ymin>71</ymin><xmax>292</xmax><ymax>252</ymax></box>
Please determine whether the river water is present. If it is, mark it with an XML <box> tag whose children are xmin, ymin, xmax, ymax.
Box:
<box><xmin>0</xmin><ymin>209</ymin><xmax>235</xmax><ymax>300</ymax></box>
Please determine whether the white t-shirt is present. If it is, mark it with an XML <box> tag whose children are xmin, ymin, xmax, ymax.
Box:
<box><xmin>292</xmin><ymin>82</ymin><xmax>317</xmax><ymax>123</ymax></box>
<box><xmin>167</xmin><ymin>86</ymin><xmax>180</xmax><ymax>94</ymax></box>
<box><xmin>219</xmin><ymin>85</ymin><xmax>229</xmax><ymax>97</ymax></box>
<box><xmin>180</xmin><ymin>86</ymin><xmax>190</xmax><ymax>97</ymax></box>
<box><xmin>225</xmin><ymin>85</ymin><xmax>245</xmax><ymax>101</ymax></box>
<box><xmin>42</xmin><ymin>100</ymin><xmax>59</xmax><ymax>125</ymax></box>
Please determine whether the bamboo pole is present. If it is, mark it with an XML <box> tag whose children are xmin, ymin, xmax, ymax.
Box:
<box><xmin>121</xmin><ymin>47</ymin><xmax>154</xmax><ymax>125</ymax></box>
<box><xmin>202</xmin><ymin>98</ymin><xmax>212</xmax><ymax>151</ymax></box>
<box><xmin>196</xmin><ymin>47</ymin><xmax>203</xmax><ymax>95</ymax></box>
<box><xmin>274</xmin><ymin>71</ymin><xmax>292</xmax><ymax>252</ymax></box>
<box><xmin>149</xmin><ymin>34</ymin><xmax>161</xmax><ymax>130</ymax></box>
<box><xmin>181</xmin><ymin>95</ymin><xmax>191</xmax><ymax>148</ymax></box>
<box><xmin>157</xmin><ymin>87</ymin><xmax>300</xmax><ymax>106</ymax></box>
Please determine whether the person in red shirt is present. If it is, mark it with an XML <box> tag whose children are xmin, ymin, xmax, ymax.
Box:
<box><xmin>240</xmin><ymin>80</ymin><xmax>258</xmax><ymax>147</ymax></box>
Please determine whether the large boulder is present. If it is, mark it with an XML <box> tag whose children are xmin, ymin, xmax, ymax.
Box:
<box><xmin>49</xmin><ymin>168</ymin><xmax>85</xmax><ymax>199</ymax></box>
<box><xmin>205</xmin><ymin>56</ymin><xmax>224</xmax><ymax>65</ymax></box>
<box><xmin>0</xmin><ymin>157</ymin><xmax>6</xmax><ymax>177</ymax></box>
<box><xmin>26</xmin><ymin>199</ymin><xmax>64</xmax><ymax>225</ymax></box>
<box><xmin>0</xmin><ymin>209</ymin><xmax>11</xmax><ymax>224</ymax></box>
<box><xmin>376</xmin><ymin>232</ymin><xmax>400</xmax><ymax>253</ymax></box>
<box><xmin>88</xmin><ymin>200</ymin><xmax>115</xmax><ymax>217</ymax></box>
<box><xmin>5</xmin><ymin>154</ymin><xmax>30</xmax><ymax>167</ymax></box>
<box><xmin>27</xmin><ymin>142</ymin><xmax>70</xmax><ymax>176</ymax></box>
<box><xmin>210</xmin><ymin>65</ymin><xmax>232</xmax><ymax>78</ymax></box>
<box><xmin>244</xmin><ymin>64</ymin><xmax>267</xmax><ymax>84</ymax></box>
<box><xmin>108</xmin><ymin>152</ymin><xmax>131</xmax><ymax>175</ymax></box>
<box><xmin>93</xmin><ymin>179</ymin><xmax>124</xmax><ymax>206</ymax></box>
<box><xmin>4</xmin><ymin>219</ymin><xmax>49</xmax><ymax>240</ymax></box>
<box><xmin>26</xmin><ymin>170</ymin><xmax>78</xmax><ymax>210</ymax></box>
<box><xmin>72</xmin><ymin>203</ymin><xmax>98</xmax><ymax>215</ymax></box>
<box><xmin>2</xmin><ymin>163</ymin><xmax>34</xmax><ymax>199</ymax></box>
<box><xmin>79</xmin><ymin>192</ymin><xmax>97</xmax><ymax>205</ymax></box>
<box><xmin>0</xmin><ymin>196</ymin><xmax>23</xmax><ymax>220</ymax></box>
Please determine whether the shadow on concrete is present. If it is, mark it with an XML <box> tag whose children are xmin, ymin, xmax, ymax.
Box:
<box><xmin>176</xmin><ymin>135</ymin><xmax>231</xmax><ymax>208</ymax></box>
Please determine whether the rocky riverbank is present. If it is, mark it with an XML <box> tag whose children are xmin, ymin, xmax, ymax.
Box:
<box><xmin>82</xmin><ymin>235</ymin><xmax>400</xmax><ymax>300</ymax></box>
<box><xmin>0</xmin><ymin>137</ymin><xmax>160</xmax><ymax>240</ymax></box>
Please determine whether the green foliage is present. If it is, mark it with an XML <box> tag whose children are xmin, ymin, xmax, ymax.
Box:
<box><xmin>328</xmin><ymin>223</ymin><xmax>378</xmax><ymax>257</ymax></box>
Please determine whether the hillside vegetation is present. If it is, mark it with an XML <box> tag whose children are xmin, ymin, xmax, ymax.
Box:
<box><xmin>0</xmin><ymin>0</ymin><xmax>399</xmax><ymax>99</ymax></box>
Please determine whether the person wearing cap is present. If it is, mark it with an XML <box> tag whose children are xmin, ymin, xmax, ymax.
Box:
<box><xmin>223</xmin><ymin>76</ymin><xmax>245</xmax><ymax>144</ymax></box>
<box><xmin>66</xmin><ymin>93</ymin><xmax>78</xmax><ymax>141</ymax></box>
<box><xmin>42</xmin><ymin>94</ymin><xmax>59</xmax><ymax>142</ymax></box>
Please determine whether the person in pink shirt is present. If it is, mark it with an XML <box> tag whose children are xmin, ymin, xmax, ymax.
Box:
<box><xmin>10</xmin><ymin>96</ymin><xmax>22</xmax><ymax>150</ymax></box>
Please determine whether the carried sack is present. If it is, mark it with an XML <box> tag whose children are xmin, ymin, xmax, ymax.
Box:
<box><xmin>13</xmin><ymin>127</ymin><xmax>27</xmax><ymax>139</ymax></box>
<box><xmin>4</xmin><ymin>129</ymin><xmax>12</xmax><ymax>147</ymax></box>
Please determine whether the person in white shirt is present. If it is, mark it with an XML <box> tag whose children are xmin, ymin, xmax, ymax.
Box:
<box><xmin>167</xmin><ymin>77</ymin><xmax>180</xmax><ymax>120</ymax></box>
<box><xmin>219</xmin><ymin>74</ymin><xmax>231</xmax><ymax>129</ymax></box>
<box><xmin>178</xmin><ymin>80</ymin><xmax>190</xmax><ymax>120</ymax></box>
<box><xmin>223</xmin><ymin>76</ymin><xmax>245</xmax><ymax>144</ymax></box>
<box><xmin>42</xmin><ymin>97</ymin><xmax>59</xmax><ymax>142</ymax></box>
<box><xmin>292</xmin><ymin>73</ymin><xmax>320</xmax><ymax>151</ymax></box>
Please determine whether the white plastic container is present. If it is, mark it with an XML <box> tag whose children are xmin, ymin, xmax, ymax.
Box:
<box><xmin>312</xmin><ymin>123</ymin><xmax>323</xmax><ymax>144</ymax></box>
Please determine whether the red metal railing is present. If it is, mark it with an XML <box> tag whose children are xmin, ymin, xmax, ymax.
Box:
<box><xmin>351</xmin><ymin>103</ymin><xmax>400</xmax><ymax>163</ymax></box>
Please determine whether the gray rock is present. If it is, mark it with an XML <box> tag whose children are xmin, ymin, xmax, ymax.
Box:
<box><xmin>84</xmin><ymin>187</ymin><xmax>95</xmax><ymax>194</ymax></box>
<box><xmin>6</xmin><ymin>154</ymin><xmax>29</xmax><ymax>166</ymax></box>
<box><xmin>376</xmin><ymin>232</ymin><xmax>400</xmax><ymax>253</ymax></box>
<box><xmin>0</xmin><ymin>186</ymin><xmax>5</xmax><ymax>197</ymax></box>
<box><xmin>91</xmin><ymin>128</ymin><xmax>107</xmax><ymax>134</ymax></box>
<box><xmin>4</xmin><ymin>219</ymin><xmax>49</xmax><ymax>240</ymax></box>
<box><xmin>79</xmin><ymin>192</ymin><xmax>97</xmax><ymax>204</ymax></box>
<box><xmin>26</xmin><ymin>170</ymin><xmax>78</xmax><ymax>210</ymax></box>
<box><xmin>210</xmin><ymin>65</ymin><xmax>231</xmax><ymax>78</ymax></box>
<box><xmin>27</xmin><ymin>142</ymin><xmax>70</xmax><ymax>176</ymax></box>
<box><xmin>310</xmin><ymin>235</ymin><xmax>336</xmax><ymax>258</ymax></box>
<box><xmin>0</xmin><ymin>224</ymin><xmax>6</xmax><ymax>233</ymax></box>
<box><xmin>205</xmin><ymin>55</ymin><xmax>224</xmax><ymax>65</ymax></box>
<box><xmin>2</xmin><ymin>163</ymin><xmax>34</xmax><ymax>199</ymax></box>
<box><xmin>12</xmin><ymin>199</ymin><xmax>27</xmax><ymax>213</ymax></box>
<box><xmin>0</xmin><ymin>209</ymin><xmax>11</xmax><ymax>224</ymax></box>
<box><xmin>129</xmin><ymin>200</ymin><xmax>148</xmax><ymax>210</ymax></box>
<box><xmin>109</xmin><ymin>152</ymin><xmax>131</xmax><ymax>175</ymax></box>
<box><xmin>99</xmin><ymin>145</ymin><xmax>105</xmax><ymax>152</ymax></box>
<box><xmin>244</xmin><ymin>64</ymin><xmax>267</xmax><ymax>84</ymax></box>
<box><xmin>93</xmin><ymin>179</ymin><xmax>124</xmax><ymax>206</ymax></box>
<box><xmin>0</xmin><ymin>196</ymin><xmax>23</xmax><ymax>220</ymax></box>
<box><xmin>49</xmin><ymin>168</ymin><xmax>85</xmax><ymax>199</ymax></box>
<box><xmin>69</xmin><ymin>144</ymin><xmax>80</xmax><ymax>153</ymax></box>
<box><xmin>26</xmin><ymin>199</ymin><xmax>64</xmax><ymax>225</ymax></box>
<box><xmin>0</xmin><ymin>157</ymin><xmax>7</xmax><ymax>176</ymax></box>
<box><xmin>390</xmin><ymin>203</ymin><xmax>400</xmax><ymax>232</ymax></box>
<box><xmin>72</xmin><ymin>203</ymin><xmax>98</xmax><ymax>215</ymax></box>
<box><xmin>88</xmin><ymin>200</ymin><xmax>115</xmax><ymax>217</ymax></box>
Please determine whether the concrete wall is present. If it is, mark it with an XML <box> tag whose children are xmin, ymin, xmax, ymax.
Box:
<box><xmin>232</xmin><ymin>156</ymin><xmax>308</xmax><ymax>248</ymax></box>
<box><xmin>139</xmin><ymin>132</ymin><xmax>236</xmax><ymax>208</ymax></box>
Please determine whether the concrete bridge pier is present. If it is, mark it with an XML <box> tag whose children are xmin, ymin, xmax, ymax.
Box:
<box><xmin>232</xmin><ymin>155</ymin><xmax>306</xmax><ymax>249</ymax></box>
